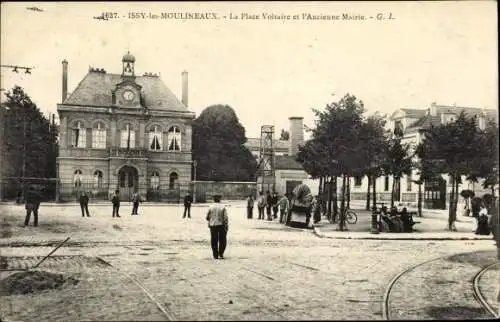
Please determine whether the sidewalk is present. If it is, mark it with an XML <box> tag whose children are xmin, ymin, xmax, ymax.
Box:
<box><xmin>312</xmin><ymin>209</ymin><xmax>494</xmax><ymax>240</ymax></box>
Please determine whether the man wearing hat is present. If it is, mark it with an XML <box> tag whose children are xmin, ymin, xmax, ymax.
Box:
<box><xmin>24</xmin><ymin>186</ymin><xmax>41</xmax><ymax>227</ymax></box>
<box><xmin>206</xmin><ymin>194</ymin><xmax>229</xmax><ymax>259</ymax></box>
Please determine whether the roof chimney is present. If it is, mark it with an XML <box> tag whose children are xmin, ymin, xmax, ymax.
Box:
<box><xmin>62</xmin><ymin>60</ymin><xmax>68</xmax><ymax>102</ymax></box>
<box><xmin>429</xmin><ymin>101</ymin><xmax>438</xmax><ymax>116</ymax></box>
<box><xmin>289</xmin><ymin>117</ymin><xmax>304</xmax><ymax>156</ymax></box>
<box><xmin>181</xmin><ymin>70</ymin><xmax>188</xmax><ymax>107</ymax></box>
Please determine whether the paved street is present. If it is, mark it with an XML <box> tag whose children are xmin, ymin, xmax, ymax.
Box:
<box><xmin>0</xmin><ymin>202</ymin><xmax>498</xmax><ymax>321</ymax></box>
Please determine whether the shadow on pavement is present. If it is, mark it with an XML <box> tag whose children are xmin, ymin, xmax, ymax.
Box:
<box><xmin>425</xmin><ymin>305</ymin><xmax>487</xmax><ymax>319</ymax></box>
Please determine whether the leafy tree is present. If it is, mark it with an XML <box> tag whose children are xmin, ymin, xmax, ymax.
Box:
<box><xmin>1</xmin><ymin>86</ymin><xmax>58</xmax><ymax>197</ymax></box>
<box><xmin>308</xmin><ymin>93</ymin><xmax>366</xmax><ymax>230</ymax></box>
<box><xmin>358</xmin><ymin>113</ymin><xmax>388</xmax><ymax>210</ymax></box>
<box><xmin>192</xmin><ymin>104</ymin><xmax>257</xmax><ymax>182</ymax></box>
<box><xmin>279</xmin><ymin>129</ymin><xmax>289</xmax><ymax>141</ymax></box>
<box><xmin>384</xmin><ymin>129</ymin><xmax>413</xmax><ymax>207</ymax></box>
<box><xmin>478</xmin><ymin>120</ymin><xmax>499</xmax><ymax>195</ymax></box>
<box><xmin>416</xmin><ymin>112</ymin><xmax>485</xmax><ymax>230</ymax></box>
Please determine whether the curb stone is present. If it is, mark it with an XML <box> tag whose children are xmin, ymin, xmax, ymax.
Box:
<box><xmin>312</xmin><ymin>226</ymin><xmax>494</xmax><ymax>241</ymax></box>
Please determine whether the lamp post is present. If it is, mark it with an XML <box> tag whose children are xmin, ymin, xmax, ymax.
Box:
<box><xmin>193</xmin><ymin>160</ymin><xmax>197</xmax><ymax>203</ymax></box>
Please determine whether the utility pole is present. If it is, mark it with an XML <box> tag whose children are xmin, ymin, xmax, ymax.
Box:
<box><xmin>0</xmin><ymin>65</ymin><xmax>33</xmax><ymax>74</ymax></box>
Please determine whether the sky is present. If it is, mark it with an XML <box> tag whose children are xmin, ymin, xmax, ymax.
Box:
<box><xmin>1</xmin><ymin>1</ymin><xmax>498</xmax><ymax>139</ymax></box>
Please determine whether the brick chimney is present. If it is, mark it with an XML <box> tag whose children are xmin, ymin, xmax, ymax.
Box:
<box><xmin>181</xmin><ymin>70</ymin><xmax>188</xmax><ymax>107</ymax></box>
<box><xmin>429</xmin><ymin>101</ymin><xmax>438</xmax><ymax>116</ymax></box>
<box><xmin>289</xmin><ymin>117</ymin><xmax>304</xmax><ymax>156</ymax></box>
<box><xmin>62</xmin><ymin>59</ymin><xmax>68</xmax><ymax>103</ymax></box>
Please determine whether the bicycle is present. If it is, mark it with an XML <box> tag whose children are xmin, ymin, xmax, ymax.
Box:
<box><xmin>325</xmin><ymin>206</ymin><xmax>358</xmax><ymax>224</ymax></box>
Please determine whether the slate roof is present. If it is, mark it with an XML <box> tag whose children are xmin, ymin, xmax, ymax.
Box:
<box><xmin>405</xmin><ymin>105</ymin><xmax>498</xmax><ymax>133</ymax></box>
<box><xmin>63</xmin><ymin>71</ymin><xmax>188</xmax><ymax>112</ymax></box>
<box><xmin>244</xmin><ymin>138</ymin><xmax>290</xmax><ymax>151</ymax></box>
<box><xmin>275</xmin><ymin>155</ymin><xmax>304</xmax><ymax>170</ymax></box>
<box><xmin>400</xmin><ymin>108</ymin><xmax>427</xmax><ymax>119</ymax></box>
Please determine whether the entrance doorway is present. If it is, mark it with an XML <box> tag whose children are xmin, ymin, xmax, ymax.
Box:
<box><xmin>424</xmin><ymin>177</ymin><xmax>446</xmax><ymax>209</ymax></box>
<box><xmin>118</xmin><ymin>166</ymin><xmax>138</xmax><ymax>202</ymax></box>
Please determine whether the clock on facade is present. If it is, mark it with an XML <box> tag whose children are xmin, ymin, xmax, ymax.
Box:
<box><xmin>122</xmin><ymin>90</ymin><xmax>135</xmax><ymax>102</ymax></box>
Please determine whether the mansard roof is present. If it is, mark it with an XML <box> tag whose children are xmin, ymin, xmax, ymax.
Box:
<box><xmin>63</xmin><ymin>71</ymin><xmax>188</xmax><ymax>112</ymax></box>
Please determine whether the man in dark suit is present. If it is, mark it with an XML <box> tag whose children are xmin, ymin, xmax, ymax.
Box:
<box><xmin>24</xmin><ymin>187</ymin><xmax>41</xmax><ymax>227</ymax></box>
<box><xmin>79</xmin><ymin>191</ymin><xmax>90</xmax><ymax>217</ymax></box>
<box><xmin>183</xmin><ymin>192</ymin><xmax>193</xmax><ymax>218</ymax></box>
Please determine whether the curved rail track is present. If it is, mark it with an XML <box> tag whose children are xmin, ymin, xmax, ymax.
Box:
<box><xmin>472</xmin><ymin>261</ymin><xmax>499</xmax><ymax>318</ymax></box>
<box><xmin>382</xmin><ymin>252</ymin><xmax>499</xmax><ymax>320</ymax></box>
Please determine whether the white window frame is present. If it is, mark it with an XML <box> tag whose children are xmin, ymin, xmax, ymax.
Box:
<box><xmin>74</xmin><ymin>170</ymin><xmax>83</xmax><ymax>188</ymax></box>
<box><xmin>71</xmin><ymin>121</ymin><xmax>86</xmax><ymax>148</ymax></box>
<box><xmin>120</xmin><ymin>123</ymin><xmax>136</xmax><ymax>149</ymax></box>
<box><xmin>167</xmin><ymin>126</ymin><xmax>181</xmax><ymax>152</ymax></box>
<box><xmin>92</xmin><ymin>122</ymin><xmax>107</xmax><ymax>149</ymax></box>
<box><xmin>149</xmin><ymin>126</ymin><xmax>163</xmax><ymax>151</ymax></box>
<box><xmin>93</xmin><ymin>170</ymin><xmax>103</xmax><ymax>189</ymax></box>
<box><xmin>151</xmin><ymin>171</ymin><xmax>160</xmax><ymax>189</ymax></box>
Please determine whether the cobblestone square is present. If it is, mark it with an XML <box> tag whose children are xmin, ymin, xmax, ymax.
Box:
<box><xmin>0</xmin><ymin>203</ymin><xmax>498</xmax><ymax>321</ymax></box>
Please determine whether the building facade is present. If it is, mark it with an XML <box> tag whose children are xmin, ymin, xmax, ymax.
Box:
<box><xmin>349</xmin><ymin>103</ymin><xmax>498</xmax><ymax>209</ymax></box>
<box><xmin>57</xmin><ymin>53</ymin><xmax>195</xmax><ymax>202</ymax></box>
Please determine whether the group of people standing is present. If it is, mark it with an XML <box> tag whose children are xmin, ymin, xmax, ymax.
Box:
<box><xmin>246</xmin><ymin>191</ymin><xmax>290</xmax><ymax>223</ymax></box>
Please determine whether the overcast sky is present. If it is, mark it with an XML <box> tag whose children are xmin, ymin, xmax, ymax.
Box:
<box><xmin>1</xmin><ymin>1</ymin><xmax>497</xmax><ymax>139</ymax></box>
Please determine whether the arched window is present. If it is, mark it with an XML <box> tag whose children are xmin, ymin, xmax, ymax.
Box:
<box><xmin>73</xmin><ymin>170</ymin><xmax>83</xmax><ymax>188</ymax></box>
<box><xmin>92</xmin><ymin>122</ymin><xmax>107</xmax><ymax>149</ymax></box>
<box><xmin>120</xmin><ymin>123</ymin><xmax>136</xmax><ymax>149</ymax></box>
<box><xmin>169</xmin><ymin>172</ymin><xmax>178</xmax><ymax>189</ymax></box>
<box><xmin>93</xmin><ymin>170</ymin><xmax>103</xmax><ymax>189</ymax></box>
<box><xmin>151</xmin><ymin>171</ymin><xmax>160</xmax><ymax>189</ymax></box>
<box><xmin>167</xmin><ymin>126</ymin><xmax>181</xmax><ymax>151</ymax></box>
<box><xmin>149</xmin><ymin>125</ymin><xmax>163</xmax><ymax>151</ymax></box>
<box><xmin>71</xmin><ymin>121</ymin><xmax>86</xmax><ymax>148</ymax></box>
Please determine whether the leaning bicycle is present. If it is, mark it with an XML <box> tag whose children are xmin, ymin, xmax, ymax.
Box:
<box><xmin>326</xmin><ymin>206</ymin><xmax>358</xmax><ymax>224</ymax></box>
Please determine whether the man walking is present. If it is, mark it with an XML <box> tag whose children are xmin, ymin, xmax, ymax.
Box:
<box><xmin>183</xmin><ymin>192</ymin><xmax>193</xmax><ymax>218</ymax></box>
<box><xmin>24</xmin><ymin>186</ymin><xmax>41</xmax><ymax>227</ymax></box>
<box><xmin>271</xmin><ymin>192</ymin><xmax>279</xmax><ymax>219</ymax></box>
<box><xmin>79</xmin><ymin>191</ymin><xmax>90</xmax><ymax>217</ymax></box>
<box><xmin>111</xmin><ymin>190</ymin><xmax>121</xmax><ymax>218</ymax></box>
<box><xmin>266</xmin><ymin>191</ymin><xmax>273</xmax><ymax>221</ymax></box>
<box><xmin>257</xmin><ymin>191</ymin><xmax>266</xmax><ymax>220</ymax></box>
<box><xmin>278</xmin><ymin>194</ymin><xmax>289</xmax><ymax>223</ymax></box>
<box><xmin>131</xmin><ymin>191</ymin><xmax>141</xmax><ymax>215</ymax></box>
<box><xmin>246</xmin><ymin>194</ymin><xmax>255</xmax><ymax>219</ymax></box>
<box><xmin>206</xmin><ymin>194</ymin><xmax>229</xmax><ymax>259</ymax></box>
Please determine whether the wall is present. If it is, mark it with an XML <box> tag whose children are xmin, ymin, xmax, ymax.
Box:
<box><xmin>192</xmin><ymin>181</ymin><xmax>257</xmax><ymax>203</ymax></box>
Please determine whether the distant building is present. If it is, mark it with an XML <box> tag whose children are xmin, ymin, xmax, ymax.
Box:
<box><xmin>350</xmin><ymin>102</ymin><xmax>498</xmax><ymax>209</ymax></box>
<box><xmin>245</xmin><ymin>117</ymin><xmax>319</xmax><ymax>196</ymax></box>
<box><xmin>57</xmin><ymin>52</ymin><xmax>195</xmax><ymax>202</ymax></box>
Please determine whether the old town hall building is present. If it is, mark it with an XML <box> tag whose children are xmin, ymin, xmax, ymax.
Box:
<box><xmin>57</xmin><ymin>52</ymin><xmax>195</xmax><ymax>201</ymax></box>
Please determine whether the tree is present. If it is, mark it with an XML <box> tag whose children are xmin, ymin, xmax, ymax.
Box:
<box><xmin>192</xmin><ymin>104</ymin><xmax>258</xmax><ymax>181</ymax></box>
<box><xmin>358</xmin><ymin>113</ymin><xmax>388</xmax><ymax>210</ymax></box>
<box><xmin>308</xmin><ymin>93</ymin><xmax>366</xmax><ymax>230</ymax></box>
<box><xmin>2</xmin><ymin>86</ymin><xmax>58</xmax><ymax>197</ymax></box>
<box><xmin>416</xmin><ymin>112</ymin><xmax>485</xmax><ymax>231</ymax></box>
<box><xmin>2</xmin><ymin>86</ymin><xmax>58</xmax><ymax>178</ymax></box>
<box><xmin>279</xmin><ymin>129</ymin><xmax>289</xmax><ymax>141</ymax></box>
<box><xmin>384</xmin><ymin>129</ymin><xmax>413</xmax><ymax>207</ymax></box>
